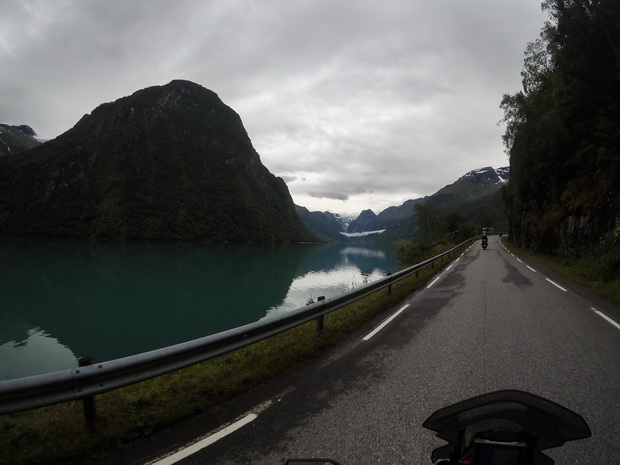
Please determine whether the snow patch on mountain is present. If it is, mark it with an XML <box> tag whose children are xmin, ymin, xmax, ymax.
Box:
<box><xmin>463</xmin><ymin>166</ymin><xmax>510</xmax><ymax>184</ymax></box>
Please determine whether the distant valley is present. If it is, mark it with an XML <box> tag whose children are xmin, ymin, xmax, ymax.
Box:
<box><xmin>297</xmin><ymin>166</ymin><xmax>509</xmax><ymax>242</ymax></box>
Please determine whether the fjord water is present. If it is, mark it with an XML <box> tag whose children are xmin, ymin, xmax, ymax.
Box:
<box><xmin>0</xmin><ymin>239</ymin><xmax>399</xmax><ymax>380</ymax></box>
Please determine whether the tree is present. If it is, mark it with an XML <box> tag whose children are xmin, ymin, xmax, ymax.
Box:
<box><xmin>500</xmin><ymin>0</ymin><xmax>620</xmax><ymax>255</ymax></box>
<box><xmin>477</xmin><ymin>205</ymin><xmax>498</xmax><ymax>230</ymax></box>
<box><xmin>414</xmin><ymin>202</ymin><xmax>445</xmax><ymax>241</ymax></box>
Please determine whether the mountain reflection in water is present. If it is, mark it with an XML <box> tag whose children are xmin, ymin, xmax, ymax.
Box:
<box><xmin>0</xmin><ymin>327</ymin><xmax>77</xmax><ymax>380</ymax></box>
<box><xmin>0</xmin><ymin>239</ymin><xmax>399</xmax><ymax>380</ymax></box>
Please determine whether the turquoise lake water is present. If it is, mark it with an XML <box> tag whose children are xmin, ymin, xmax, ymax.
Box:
<box><xmin>0</xmin><ymin>239</ymin><xmax>399</xmax><ymax>380</ymax></box>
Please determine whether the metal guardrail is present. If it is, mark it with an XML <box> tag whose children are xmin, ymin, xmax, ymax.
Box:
<box><xmin>0</xmin><ymin>239</ymin><xmax>472</xmax><ymax>419</ymax></box>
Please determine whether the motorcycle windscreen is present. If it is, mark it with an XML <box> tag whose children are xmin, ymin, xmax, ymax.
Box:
<box><xmin>423</xmin><ymin>390</ymin><xmax>591</xmax><ymax>452</ymax></box>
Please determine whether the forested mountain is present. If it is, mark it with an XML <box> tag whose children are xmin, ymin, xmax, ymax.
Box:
<box><xmin>426</xmin><ymin>167</ymin><xmax>509</xmax><ymax>225</ymax></box>
<box><xmin>0</xmin><ymin>80</ymin><xmax>316</xmax><ymax>242</ymax></box>
<box><xmin>501</xmin><ymin>0</ymin><xmax>620</xmax><ymax>256</ymax></box>
<box><xmin>377</xmin><ymin>167</ymin><xmax>509</xmax><ymax>242</ymax></box>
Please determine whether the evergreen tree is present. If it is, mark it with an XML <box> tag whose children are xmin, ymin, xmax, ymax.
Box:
<box><xmin>500</xmin><ymin>0</ymin><xmax>620</xmax><ymax>255</ymax></box>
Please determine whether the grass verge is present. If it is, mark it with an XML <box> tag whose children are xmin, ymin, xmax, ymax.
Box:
<box><xmin>1</xmin><ymin>242</ymin><xmax>462</xmax><ymax>465</ymax></box>
<box><xmin>501</xmin><ymin>239</ymin><xmax>620</xmax><ymax>307</ymax></box>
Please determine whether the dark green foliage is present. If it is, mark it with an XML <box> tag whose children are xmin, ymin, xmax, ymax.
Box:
<box><xmin>397</xmin><ymin>239</ymin><xmax>457</xmax><ymax>268</ymax></box>
<box><xmin>446</xmin><ymin>212</ymin><xmax>479</xmax><ymax>244</ymax></box>
<box><xmin>0</xmin><ymin>80</ymin><xmax>316</xmax><ymax>243</ymax></box>
<box><xmin>586</xmin><ymin>218</ymin><xmax>620</xmax><ymax>280</ymax></box>
<box><xmin>587</xmin><ymin>246</ymin><xmax>620</xmax><ymax>281</ymax></box>
<box><xmin>412</xmin><ymin>203</ymin><xmax>480</xmax><ymax>244</ymax></box>
<box><xmin>414</xmin><ymin>202</ymin><xmax>446</xmax><ymax>242</ymax></box>
<box><xmin>501</xmin><ymin>0</ymin><xmax>620</xmax><ymax>257</ymax></box>
<box><xmin>477</xmin><ymin>204</ymin><xmax>498</xmax><ymax>230</ymax></box>
<box><xmin>398</xmin><ymin>239</ymin><xmax>432</xmax><ymax>266</ymax></box>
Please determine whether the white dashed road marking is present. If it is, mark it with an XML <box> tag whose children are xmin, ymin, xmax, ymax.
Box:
<box><xmin>363</xmin><ymin>304</ymin><xmax>410</xmax><ymax>341</ymax></box>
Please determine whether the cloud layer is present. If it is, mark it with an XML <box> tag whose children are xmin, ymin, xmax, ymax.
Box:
<box><xmin>1</xmin><ymin>0</ymin><xmax>546</xmax><ymax>215</ymax></box>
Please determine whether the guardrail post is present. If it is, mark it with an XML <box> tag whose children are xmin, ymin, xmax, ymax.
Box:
<box><xmin>386</xmin><ymin>273</ymin><xmax>392</xmax><ymax>295</ymax></box>
<box><xmin>316</xmin><ymin>296</ymin><xmax>325</xmax><ymax>333</ymax></box>
<box><xmin>78</xmin><ymin>357</ymin><xmax>97</xmax><ymax>430</ymax></box>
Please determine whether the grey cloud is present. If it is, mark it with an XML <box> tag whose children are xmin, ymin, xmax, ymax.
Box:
<box><xmin>1</xmin><ymin>0</ymin><xmax>545</xmax><ymax>215</ymax></box>
<box><xmin>309</xmin><ymin>190</ymin><xmax>350</xmax><ymax>202</ymax></box>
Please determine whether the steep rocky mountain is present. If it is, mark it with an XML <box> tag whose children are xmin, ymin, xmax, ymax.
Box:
<box><xmin>0</xmin><ymin>124</ymin><xmax>41</xmax><ymax>156</ymax></box>
<box><xmin>347</xmin><ymin>209</ymin><xmax>378</xmax><ymax>233</ymax></box>
<box><xmin>0</xmin><ymin>80</ymin><xmax>316</xmax><ymax>242</ymax></box>
<box><xmin>347</xmin><ymin>199</ymin><xmax>425</xmax><ymax>234</ymax></box>
<box><xmin>294</xmin><ymin>206</ymin><xmax>348</xmax><ymax>242</ymax></box>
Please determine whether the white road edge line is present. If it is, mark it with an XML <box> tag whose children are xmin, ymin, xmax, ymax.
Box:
<box><xmin>149</xmin><ymin>413</ymin><xmax>258</xmax><ymax>465</ymax></box>
<box><xmin>593</xmin><ymin>308</ymin><xmax>620</xmax><ymax>331</ymax></box>
<box><xmin>526</xmin><ymin>265</ymin><xmax>537</xmax><ymax>272</ymax></box>
<box><xmin>363</xmin><ymin>304</ymin><xmax>410</xmax><ymax>341</ymax></box>
<box><xmin>546</xmin><ymin>278</ymin><xmax>567</xmax><ymax>292</ymax></box>
<box><xmin>427</xmin><ymin>276</ymin><xmax>441</xmax><ymax>289</ymax></box>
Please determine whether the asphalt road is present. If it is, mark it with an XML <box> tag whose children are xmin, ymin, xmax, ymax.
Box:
<box><xmin>102</xmin><ymin>237</ymin><xmax>620</xmax><ymax>465</ymax></box>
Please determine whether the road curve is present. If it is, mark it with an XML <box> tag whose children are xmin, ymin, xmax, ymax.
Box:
<box><xmin>100</xmin><ymin>236</ymin><xmax>620</xmax><ymax>465</ymax></box>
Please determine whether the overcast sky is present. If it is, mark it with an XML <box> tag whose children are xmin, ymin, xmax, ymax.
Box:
<box><xmin>1</xmin><ymin>0</ymin><xmax>546</xmax><ymax>216</ymax></box>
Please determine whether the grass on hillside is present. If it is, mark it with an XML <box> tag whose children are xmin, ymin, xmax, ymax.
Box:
<box><xmin>0</xmin><ymin>242</ymin><xmax>461</xmax><ymax>465</ymax></box>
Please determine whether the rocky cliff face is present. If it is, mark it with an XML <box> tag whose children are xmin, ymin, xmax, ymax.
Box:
<box><xmin>512</xmin><ymin>181</ymin><xmax>619</xmax><ymax>256</ymax></box>
<box><xmin>0</xmin><ymin>124</ymin><xmax>41</xmax><ymax>156</ymax></box>
<box><xmin>0</xmin><ymin>80</ymin><xmax>316</xmax><ymax>242</ymax></box>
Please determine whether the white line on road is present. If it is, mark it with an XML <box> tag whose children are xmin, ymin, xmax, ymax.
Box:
<box><xmin>593</xmin><ymin>308</ymin><xmax>620</xmax><ymax>331</ymax></box>
<box><xmin>546</xmin><ymin>278</ymin><xmax>567</xmax><ymax>292</ymax></box>
<box><xmin>427</xmin><ymin>277</ymin><xmax>441</xmax><ymax>289</ymax></box>
<box><xmin>516</xmin><ymin>257</ymin><xmax>521</xmax><ymax>261</ymax></box>
<box><xmin>526</xmin><ymin>265</ymin><xmax>537</xmax><ymax>272</ymax></box>
<box><xmin>363</xmin><ymin>304</ymin><xmax>410</xmax><ymax>341</ymax></box>
<box><xmin>149</xmin><ymin>413</ymin><xmax>258</xmax><ymax>465</ymax></box>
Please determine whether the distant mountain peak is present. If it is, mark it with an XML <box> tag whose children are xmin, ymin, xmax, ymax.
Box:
<box><xmin>0</xmin><ymin>124</ymin><xmax>41</xmax><ymax>156</ymax></box>
<box><xmin>462</xmin><ymin>166</ymin><xmax>510</xmax><ymax>185</ymax></box>
<box><xmin>0</xmin><ymin>124</ymin><xmax>37</xmax><ymax>137</ymax></box>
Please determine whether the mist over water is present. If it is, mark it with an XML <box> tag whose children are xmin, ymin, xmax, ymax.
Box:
<box><xmin>0</xmin><ymin>239</ymin><xmax>399</xmax><ymax>380</ymax></box>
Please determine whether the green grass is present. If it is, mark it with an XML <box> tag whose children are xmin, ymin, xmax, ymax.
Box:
<box><xmin>501</xmin><ymin>239</ymin><xmax>620</xmax><ymax>307</ymax></box>
<box><xmin>0</xmin><ymin>242</ymin><xmax>462</xmax><ymax>465</ymax></box>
